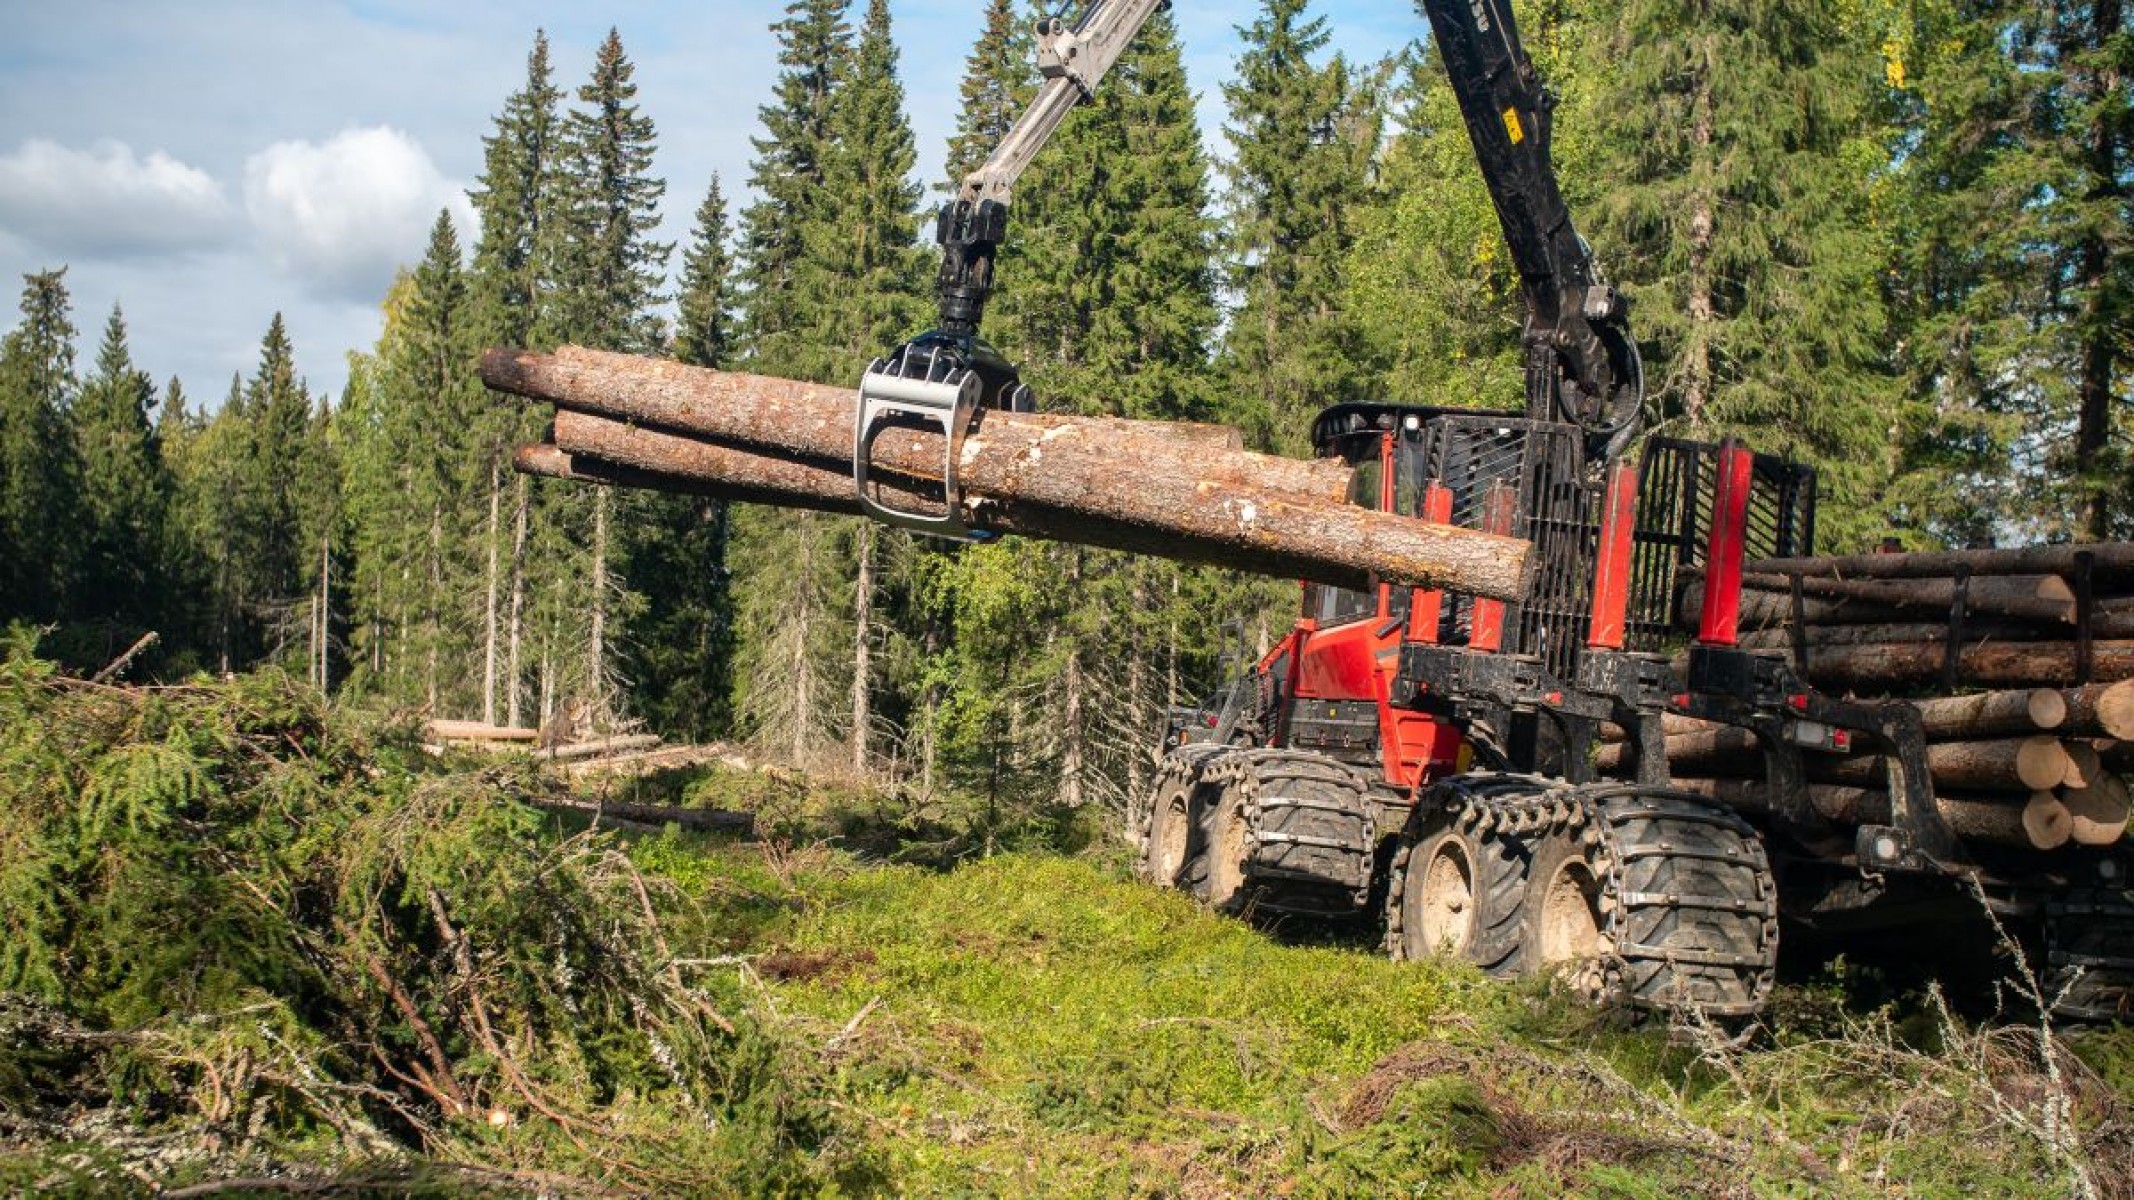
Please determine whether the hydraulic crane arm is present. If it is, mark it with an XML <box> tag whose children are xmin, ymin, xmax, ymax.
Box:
<box><xmin>1416</xmin><ymin>0</ymin><xmax>1644</xmax><ymax>461</ymax></box>
<box><xmin>853</xmin><ymin>0</ymin><xmax>1168</xmax><ymax>539</ymax></box>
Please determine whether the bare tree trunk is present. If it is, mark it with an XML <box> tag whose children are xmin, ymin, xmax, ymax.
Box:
<box><xmin>1126</xmin><ymin>562</ymin><xmax>1151</xmax><ymax>803</ymax></box>
<box><xmin>507</xmin><ymin>477</ymin><xmax>529</xmax><ymax>728</ymax></box>
<box><xmin>589</xmin><ymin>489</ymin><xmax>609</xmax><ymax>718</ymax></box>
<box><xmin>850</xmin><ymin>519</ymin><xmax>874</xmax><ymax>777</ymax></box>
<box><xmin>1061</xmin><ymin>549</ymin><xmax>1085</xmax><ymax>809</ymax></box>
<box><xmin>482</xmin><ymin>464</ymin><xmax>501</xmax><ymax>726</ymax></box>
<box><xmin>425</xmin><ymin>502</ymin><xmax>441</xmax><ymax>711</ymax></box>
<box><xmin>792</xmin><ymin>516</ymin><xmax>816</xmax><ymax>767</ymax></box>
<box><xmin>315</xmin><ymin>530</ymin><xmax>331</xmax><ymax>691</ymax></box>
<box><xmin>1683</xmin><ymin>52</ymin><xmax>1715</xmax><ymax>429</ymax></box>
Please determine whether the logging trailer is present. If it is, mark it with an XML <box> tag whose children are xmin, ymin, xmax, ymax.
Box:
<box><xmin>840</xmin><ymin>0</ymin><xmax>2134</xmax><ymax>1022</ymax></box>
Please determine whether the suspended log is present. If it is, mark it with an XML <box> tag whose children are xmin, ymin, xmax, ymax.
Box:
<box><xmin>537</xmin><ymin>408</ymin><xmax>1534</xmax><ymax>597</ymax></box>
<box><xmin>2064</xmin><ymin>775</ymin><xmax>2131</xmax><ymax>846</ymax></box>
<box><xmin>483</xmin><ymin>346</ymin><xmax>1349</xmax><ymax>502</ymax></box>
<box><xmin>1738</xmin><ymin>619</ymin><xmax>2134</xmax><ymax>652</ymax></box>
<box><xmin>515</xmin><ymin>442</ymin><xmax>855</xmax><ymax>514</ymax></box>
<box><xmin>2064</xmin><ymin>680</ymin><xmax>2134</xmax><ymax>740</ymax></box>
<box><xmin>1667</xmin><ymin>778</ymin><xmax>2058</xmax><ymax>850</ymax></box>
<box><xmin>1782</xmin><ymin>640</ymin><xmax>2134</xmax><ymax>690</ymax></box>
<box><xmin>1749</xmin><ymin>543</ymin><xmax>2134</xmax><ymax>583</ymax></box>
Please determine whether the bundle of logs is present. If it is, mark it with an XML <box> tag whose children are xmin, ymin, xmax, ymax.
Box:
<box><xmin>479</xmin><ymin>346</ymin><xmax>1533</xmax><ymax>601</ymax></box>
<box><xmin>1601</xmin><ymin>543</ymin><xmax>2134</xmax><ymax>852</ymax></box>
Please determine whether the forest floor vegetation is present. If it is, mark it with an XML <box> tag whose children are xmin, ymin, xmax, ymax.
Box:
<box><xmin>5</xmin><ymin>644</ymin><xmax>2134</xmax><ymax>1197</ymax></box>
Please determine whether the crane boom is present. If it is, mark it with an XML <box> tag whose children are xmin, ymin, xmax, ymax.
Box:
<box><xmin>1416</xmin><ymin>0</ymin><xmax>1643</xmax><ymax>459</ymax></box>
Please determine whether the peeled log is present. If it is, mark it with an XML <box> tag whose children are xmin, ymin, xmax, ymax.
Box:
<box><xmin>1786</xmin><ymin>640</ymin><xmax>2134</xmax><ymax>690</ymax></box>
<box><xmin>484</xmin><ymin>346</ymin><xmax>1349</xmax><ymax>503</ymax></box>
<box><xmin>1667</xmin><ymin>778</ymin><xmax>2058</xmax><ymax>850</ymax></box>
<box><xmin>2064</xmin><ymin>680</ymin><xmax>2134</xmax><ymax>740</ymax></box>
<box><xmin>542</xmin><ymin>407</ymin><xmax>1533</xmax><ymax>597</ymax></box>
<box><xmin>2064</xmin><ymin>775</ymin><xmax>2131</xmax><ymax>845</ymax></box>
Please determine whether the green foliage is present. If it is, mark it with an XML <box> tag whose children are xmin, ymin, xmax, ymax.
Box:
<box><xmin>1219</xmin><ymin>0</ymin><xmax>1379</xmax><ymax>454</ymax></box>
<box><xmin>0</xmin><ymin>268</ymin><xmax>82</xmax><ymax>621</ymax></box>
<box><xmin>66</xmin><ymin>304</ymin><xmax>175</xmax><ymax>659</ymax></box>
<box><xmin>1584</xmin><ymin>0</ymin><xmax>1903</xmax><ymax>549</ymax></box>
<box><xmin>468</xmin><ymin>30</ymin><xmax>563</xmax><ymax>352</ymax></box>
<box><xmin>942</xmin><ymin>0</ymin><xmax>1033</xmax><ymax>190</ymax></box>
<box><xmin>0</xmin><ymin>642</ymin><xmax>866</xmax><ymax>1192</ymax></box>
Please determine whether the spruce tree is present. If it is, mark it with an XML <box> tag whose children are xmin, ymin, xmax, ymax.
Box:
<box><xmin>942</xmin><ymin>0</ymin><xmax>1033</xmax><ymax>189</ymax></box>
<box><xmin>786</xmin><ymin>0</ymin><xmax>928</xmax><ymax>385</ymax></box>
<box><xmin>470</xmin><ymin>30</ymin><xmax>563</xmax><ymax>351</ymax></box>
<box><xmin>1586</xmin><ymin>0</ymin><xmax>1900</xmax><ymax>547</ymax></box>
<box><xmin>737</xmin><ymin>0</ymin><xmax>853</xmax><ymax>375</ymax></box>
<box><xmin>71</xmin><ymin>304</ymin><xmax>172</xmax><ymax>637</ymax></box>
<box><xmin>1218</xmin><ymin>0</ymin><xmax>1376</xmax><ymax>453</ymax></box>
<box><xmin>1887</xmin><ymin>0</ymin><xmax>2131</xmax><ymax>543</ymax></box>
<box><xmin>235</xmin><ymin>315</ymin><xmax>317</xmax><ymax>663</ymax></box>
<box><xmin>627</xmin><ymin>180</ymin><xmax>740</xmax><ymax>740</ymax></box>
<box><xmin>0</xmin><ymin>269</ymin><xmax>82</xmax><ymax>621</ymax></box>
<box><xmin>673</xmin><ymin>176</ymin><xmax>738</xmax><ymax>368</ymax></box>
<box><xmin>539</xmin><ymin>28</ymin><xmax>671</xmax><ymax>353</ymax></box>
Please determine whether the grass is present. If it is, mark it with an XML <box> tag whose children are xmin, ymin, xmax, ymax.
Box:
<box><xmin>3</xmin><ymin>664</ymin><xmax>2132</xmax><ymax>1198</ymax></box>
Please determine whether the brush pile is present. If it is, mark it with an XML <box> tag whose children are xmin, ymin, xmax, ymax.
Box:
<box><xmin>1602</xmin><ymin>543</ymin><xmax>2134</xmax><ymax>851</ymax></box>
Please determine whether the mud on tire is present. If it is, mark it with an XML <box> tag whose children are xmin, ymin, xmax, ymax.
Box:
<box><xmin>1138</xmin><ymin>745</ymin><xmax>1232</xmax><ymax>892</ymax></box>
<box><xmin>1581</xmin><ymin>790</ymin><xmax>1779</xmax><ymax>1019</ymax></box>
<box><xmin>1201</xmin><ymin>749</ymin><xmax>1377</xmax><ymax>918</ymax></box>
<box><xmin>1385</xmin><ymin>774</ymin><xmax>1571</xmax><ymax>976</ymax></box>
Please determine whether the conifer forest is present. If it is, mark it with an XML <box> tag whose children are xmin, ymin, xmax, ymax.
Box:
<box><xmin>3</xmin><ymin>0</ymin><xmax>2133</xmax><ymax>1194</ymax></box>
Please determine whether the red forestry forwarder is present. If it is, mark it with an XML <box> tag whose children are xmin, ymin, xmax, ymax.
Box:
<box><xmin>846</xmin><ymin>0</ymin><xmax>2132</xmax><ymax>1019</ymax></box>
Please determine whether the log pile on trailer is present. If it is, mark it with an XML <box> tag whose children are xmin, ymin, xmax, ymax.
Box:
<box><xmin>1599</xmin><ymin>545</ymin><xmax>2134</xmax><ymax>856</ymax></box>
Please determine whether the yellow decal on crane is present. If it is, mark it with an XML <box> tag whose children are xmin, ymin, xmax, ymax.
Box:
<box><xmin>1502</xmin><ymin>107</ymin><xmax>1524</xmax><ymax>144</ymax></box>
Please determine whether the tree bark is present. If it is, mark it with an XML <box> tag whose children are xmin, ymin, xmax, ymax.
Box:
<box><xmin>589</xmin><ymin>489</ymin><xmax>609</xmax><ymax>720</ymax></box>
<box><xmin>1667</xmin><ymin>777</ymin><xmax>2061</xmax><ymax>850</ymax></box>
<box><xmin>535</xmin><ymin>410</ymin><xmax>1527</xmax><ymax>597</ymax></box>
<box><xmin>851</xmin><ymin>519</ymin><xmax>873</xmax><ymax>778</ymax></box>
<box><xmin>1601</xmin><ymin>729</ymin><xmax>2072</xmax><ymax>792</ymax></box>
<box><xmin>1748</xmin><ymin>543</ymin><xmax>2134</xmax><ymax>583</ymax></box>
<box><xmin>1783</xmin><ymin>639</ymin><xmax>2134</xmax><ymax>690</ymax></box>
<box><xmin>2064</xmin><ymin>680</ymin><xmax>2134</xmax><ymax>740</ymax></box>
<box><xmin>506</xmin><ymin>476</ymin><xmax>530</xmax><ymax>729</ymax></box>
<box><xmin>1730</xmin><ymin>570</ymin><xmax>2076</xmax><ymax>624</ymax></box>
<box><xmin>482</xmin><ymin>465</ymin><xmax>501</xmax><ymax>727</ymax></box>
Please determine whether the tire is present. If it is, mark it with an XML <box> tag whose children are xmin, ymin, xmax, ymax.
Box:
<box><xmin>1583</xmin><ymin>791</ymin><xmax>1779</xmax><ymax>1019</ymax></box>
<box><xmin>1385</xmin><ymin>775</ymin><xmax>1555</xmax><ymax>976</ymax></box>
<box><xmin>1199</xmin><ymin>749</ymin><xmax>1377</xmax><ymax>918</ymax></box>
<box><xmin>1525</xmin><ymin>830</ymin><xmax>1605</xmax><ymax>980</ymax></box>
<box><xmin>1140</xmin><ymin>772</ymin><xmax>1197</xmax><ymax>889</ymax></box>
<box><xmin>1138</xmin><ymin>745</ymin><xmax>1232</xmax><ymax>892</ymax></box>
<box><xmin>2046</xmin><ymin>889</ymin><xmax>2134</xmax><ymax>1023</ymax></box>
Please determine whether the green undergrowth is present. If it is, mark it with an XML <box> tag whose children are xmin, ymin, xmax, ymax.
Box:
<box><xmin>4</xmin><ymin>642</ymin><xmax>2134</xmax><ymax>1196</ymax></box>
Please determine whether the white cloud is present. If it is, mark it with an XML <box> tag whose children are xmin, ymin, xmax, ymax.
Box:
<box><xmin>243</xmin><ymin>126</ymin><xmax>474</xmax><ymax>303</ymax></box>
<box><xmin>0</xmin><ymin>139</ymin><xmax>233</xmax><ymax>259</ymax></box>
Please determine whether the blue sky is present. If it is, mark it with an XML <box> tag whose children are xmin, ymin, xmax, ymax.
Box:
<box><xmin>0</xmin><ymin>0</ymin><xmax>1418</xmax><ymax>403</ymax></box>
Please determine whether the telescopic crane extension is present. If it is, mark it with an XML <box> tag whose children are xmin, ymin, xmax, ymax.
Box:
<box><xmin>852</xmin><ymin>0</ymin><xmax>1644</xmax><ymax>537</ymax></box>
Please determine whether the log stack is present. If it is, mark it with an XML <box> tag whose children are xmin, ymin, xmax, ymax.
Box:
<box><xmin>482</xmin><ymin>346</ymin><xmax>1535</xmax><ymax>601</ymax></box>
<box><xmin>1620</xmin><ymin>543</ymin><xmax>2134</xmax><ymax>851</ymax></box>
